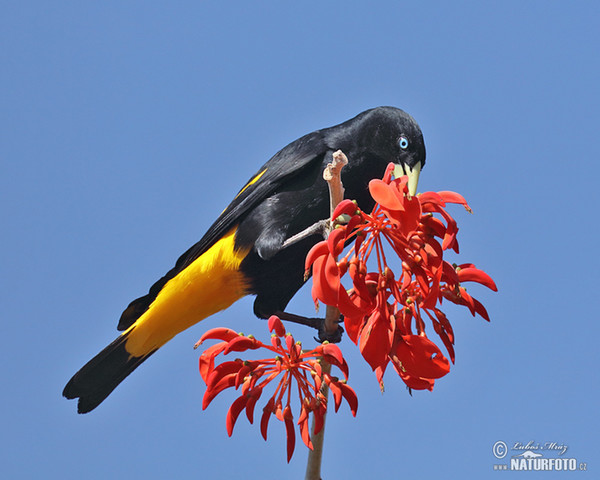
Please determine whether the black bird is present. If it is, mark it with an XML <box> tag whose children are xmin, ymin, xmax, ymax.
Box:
<box><xmin>63</xmin><ymin>106</ymin><xmax>426</xmax><ymax>413</ymax></box>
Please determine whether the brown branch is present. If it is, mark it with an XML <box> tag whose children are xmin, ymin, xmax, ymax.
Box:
<box><xmin>304</xmin><ymin>150</ymin><xmax>348</xmax><ymax>480</ymax></box>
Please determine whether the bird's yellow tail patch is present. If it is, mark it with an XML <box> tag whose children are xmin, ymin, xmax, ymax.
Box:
<box><xmin>122</xmin><ymin>228</ymin><xmax>250</xmax><ymax>357</ymax></box>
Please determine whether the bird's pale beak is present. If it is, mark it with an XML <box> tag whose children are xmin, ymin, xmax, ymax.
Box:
<box><xmin>393</xmin><ymin>161</ymin><xmax>421</xmax><ymax>197</ymax></box>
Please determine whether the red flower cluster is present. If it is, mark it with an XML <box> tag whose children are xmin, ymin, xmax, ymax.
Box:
<box><xmin>196</xmin><ymin>316</ymin><xmax>357</xmax><ymax>462</ymax></box>
<box><xmin>306</xmin><ymin>164</ymin><xmax>497</xmax><ymax>391</ymax></box>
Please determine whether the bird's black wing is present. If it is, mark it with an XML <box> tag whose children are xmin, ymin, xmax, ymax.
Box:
<box><xmin>117</xmin><ymin>130</ymin><xmax>328</xmax><ymax>330</ymax></box>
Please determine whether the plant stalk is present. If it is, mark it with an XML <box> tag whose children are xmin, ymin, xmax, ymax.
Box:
<box><xmin>304</xmin><ymin>150</ymin><xmax>347</xmax><ymax>480</ymax></box>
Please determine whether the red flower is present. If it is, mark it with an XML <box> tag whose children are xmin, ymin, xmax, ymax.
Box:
<box><xmin>196</xmin><ymin>316</ymin><xmax>357</xmax><ymax>462</ymax></box>
<box><xmin>306</xmin><ymin>163</ymin><xmax>497</xmax><ymax>391</ymax></box>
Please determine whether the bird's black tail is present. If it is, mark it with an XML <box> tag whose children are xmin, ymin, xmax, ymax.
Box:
<box><xmin>63</xmin><ymin>331</ymin><xmax>156</xmax><ymax>413</ymax></box>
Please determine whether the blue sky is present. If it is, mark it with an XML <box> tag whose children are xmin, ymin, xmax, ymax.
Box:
<box><xmin>2</xmin><ymin>2</ymin><xmax>598</xmax><ymax>478</ymax></box>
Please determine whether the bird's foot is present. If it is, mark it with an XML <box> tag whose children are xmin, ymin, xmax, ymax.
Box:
<box><xmin>274</xmin><ymin>311</ymin><xmax>344</xmax><ymax>344</ymax></box>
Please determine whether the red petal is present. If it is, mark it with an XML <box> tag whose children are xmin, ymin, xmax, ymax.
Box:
<box><xmin>298</xmin><ymin>405</ymin><xmax>313</xmax><ymax>449</ymax></box>
<box><xmin>412</xmin><ymin>264</ymin><xmax>430</xmax><ymax>297</ymax></box>
<box><xmin>394</xmin><ymin>335</ymin><xmax>450</xmax><ymax>379</ymax></box>
<box><xmin>311</xmin><ymin>359</ymin><xmax>322</xmax><ymax>378</ymax></box>
<box><xmin>283</xmin><ymin>406</ymin><xmax>296</xmax><ymax>463</ymax></box>
<box><xmin>196</xmin><ymin>327</ymin><xmax>240</xmax><ymax>345</ymax></box>
<box><xmin>260</xmin><ymin>398</ymin><xmax>275</xmax><ymax>441</ymax></box>
<box><xmin>198</xmin><ymin>342</ymin><xmax>228</xmax><ymax>383</ymax></box>
<box><xmin>234</xmin><ymin>363</ymin><xmax>253</xmax><ymax>388</ymax></box>
<box><xmin>472</xmin><ymin>296</ymin><xmax>491</xmax><ymax>321</ymax></box>
<box><xmin>457</xmin><ymin>267</ymin><xmax>498</xmax><ymax>291</ymax></box>
<box><xmin>328</xmin><ymin>226</ymin><xmax>347</xmax><ymax>256</ymax></box>
<box><xmin>421</xmin><ymin>264</ymin><xmax>442</xmax><ymax>309</ymax></box>
<box><xmin>268</xmin><ymin>315</ymin><xmax>286</xmax><ymax>336</ymax></box>
<box><xmin>375</xmin><ymin>361</ymin><xmax>387</xmax><ymax>390</ymax></box>
<box><xmin>382</xmin><ymin>162</ymin><xmax>395</xmax><ymax>183</ymax></box>
<box><xmin>343</xmin><ymin>313</ymin><xmax>364</xmax><ymax>344</ymax></box>
<box><xmin>345</xmin><ymin>214</ymin><xmax>363</xmax><ymax>236</ymax></box>
<box><xmin>285</xmin><ymin>333</ymin><xmax>295</xmax><ymax>352</ymax></box>
<box><xmin>398</xmin><ymin>369</ymin><xmax>435</xmax><ymax>391</ymax></box>
<box><xmin>369</xmin><ymin>179</ymin><xmax>406</xmax><ymax>211</ymax></box>
<box><xmin>421</xmin><ymin>214</ymin><xmax>446</xmax><ymax>238</ymax></box>
<box><xmin>457</xmin><ymin>287</ymin><xmax>476</xmax><ymax>316</ymax></box>
<box><xmin>321</xmin><ymin>343</ymin><xmax>345</xmax><ymax>369</ymax></box>
<box><xmin>327</xmin><ymin>377</ymin><xmax>343</xmax><ymax>412</ymax></box>
<box><xmin>304</xmin><ymin>240</ymin><xmax>329</xmax><ymax>272</ymax></box>
<box><xmin>311</xmin><ymin>255</ymin><xmax>340</xmax><ymax>307</ymax></box>
<box><xmin>224</xmin><ymin>335</ymin><xmax>260</xmax><ymax>354</ymax></box>
<box><xmin>207</xmin><ymin>360</ymin><xmax>244</xmax><ymax>391</ymax></box>
<box><xmin>437</xmin><ymin>190</ymin><xmax>470</xmax><ymax>209</ymax></box>
<box><xmin>271</xmin><ymin>335</ymin><xmax>282</xmax><ymax>349</ymax></box>
<box><xmin>226</xmin><ymin>395</ymin><xmax>249</xmax><ymax>436</ymax></box>
<box><xmin>431</xmin><ymin>317</ymin><xmax>456</xmax><ymax>364</ymax></box>
<box><xmin>244</xmin><ymin>386</ymin><xmax>263</xmax><ymax>424</ymax></box>
<box><xmin>418</xmin><ymin>191</ymin><xmax>446</xmax><ymax>207</ymax></box>
<box><xmin>332</xmin><ymin>199</ymin><xmax>358</xmax><ymax>219</ymax></box>
<box><xmin>202</xmin><ymin>374</ymin><xmax>236</xmax><ymax>409</ymax></box>
<box><xmin>441</xmin><ymin>260</ymin><xmax>459</xmax><ymax>287</ymax></box>
<box><xmin>359</xmin><ymin>308</ymin><xmax>392</xmax><ymax>371</ymax></box>
<box><xmin>337</xmin><ymin>275</ymin><xmax>373</xmax><ymax>317</ymax></box>
<box><xmin>442</xmin><ymin>218</ymin><xmax>458</xmax><ymax>251</ymax></box>
<box><xmin>313</xmin><ymin>409</ymin><xmax>325</xmax><ymax>436</ymax></box>
<box><xmin>398</xmin><ymin>196</ymin><xmax>422</xmax><ymax>237</ymax></box>
<box><xmin>339</xmin><ymin>382</ymin><xmax>358</xmax><ymax>416</ymax></box>
<box><xmin>434</xmin><ymin>308</ymin><xmax>454</xmax><ymax>342</ymax></box>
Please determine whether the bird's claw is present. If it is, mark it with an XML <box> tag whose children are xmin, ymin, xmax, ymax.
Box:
<box><xmin>273</xmin><ymin>311</ymin><xmax>344</xmax><ymax>343</ymax></box>
<box><xmin>315</xmin><ymin>318</ymin><xmax>344</xmax><ymax>344</ymax></box>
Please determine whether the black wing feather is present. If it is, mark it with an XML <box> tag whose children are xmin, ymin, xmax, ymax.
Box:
<box><xmin>117</xmin><ymin>130</ymin><xmax>327</xmax><ymax>330</ymax></box>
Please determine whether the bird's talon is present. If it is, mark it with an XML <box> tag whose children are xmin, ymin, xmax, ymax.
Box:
<box><xmin>317</xmin><ymin>320</ymin><xmax>344</xmax><ymax>344</ymax></box>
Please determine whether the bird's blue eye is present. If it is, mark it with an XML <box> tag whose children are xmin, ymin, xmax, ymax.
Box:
<box><xmin>399</xmin><ymin>136</ymin><xmax>409</xmax><ymax>149</ymax></box>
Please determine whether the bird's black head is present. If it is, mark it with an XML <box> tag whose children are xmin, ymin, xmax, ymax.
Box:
<box><xmin>329</xmin><ymin>106</ymin><xmax>426</xmax><ymax>195</ymax></box>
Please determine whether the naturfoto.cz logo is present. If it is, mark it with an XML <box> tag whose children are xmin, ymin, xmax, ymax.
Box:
<box><xmin>492</xmin><ymin>440</ymin><xmax>587</xmax><ymax>472</ymax></box>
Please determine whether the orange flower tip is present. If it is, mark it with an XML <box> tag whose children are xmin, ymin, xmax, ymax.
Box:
<box><xmin>247</xmin><ymin>334</ymin><xmax>255</xmax><ymax>339</ymax></box>
<box><xmin>321</xmin><ymin>340</ymin><xmax>330</xmax><ymax>345</ymax></box>
<box><xmin>295</xmin><ymin>340</ymin><xmax>302</xmax><ymax>346</ymax></box>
